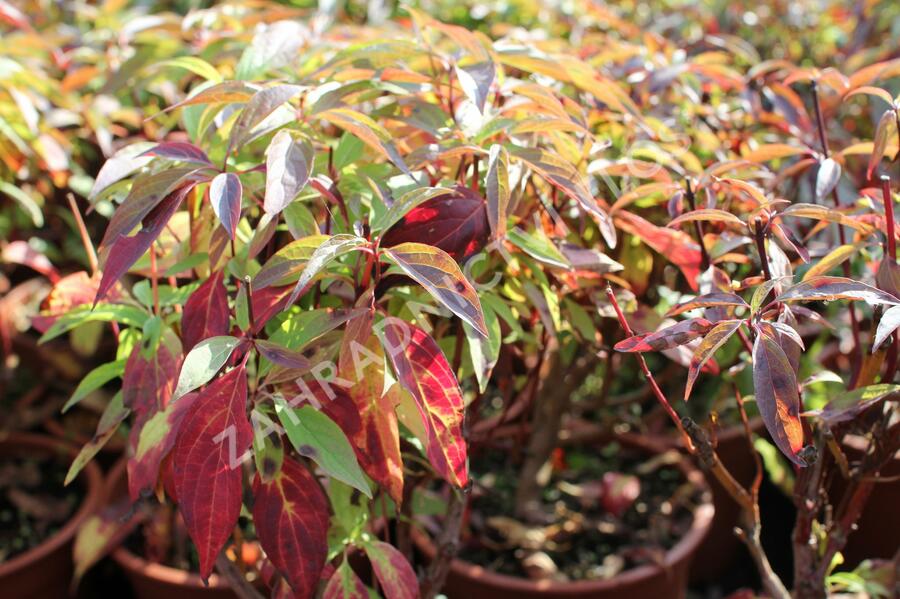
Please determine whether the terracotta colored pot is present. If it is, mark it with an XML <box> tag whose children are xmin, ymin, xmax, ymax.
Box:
<box><xmin>688</xmin><ymin>417</ymin><xmax>764</xmax><ymax>583</ymax></box>
<box><xmin>103</xmin><ymin>459</ymin><xmax>240</xmax><ymax>599</ymax></box>
<box><xmin>0</xmin><ymin>432</ymin><xmax>104</xmax><ymax>599</ymax></box>
<box><xmin>413</xmin><ymin>434</ymin><xmax>714</xmax><ymax>599</ymax></box>
<box><xmin>830</xmin><ymin>435</ymin><xmax>900</xmax><ymax>567</ymax></box>
<box><xmin>43</xmin><ymin>404</ymin><xmax>127</xmax><ymax>467</ymax></box>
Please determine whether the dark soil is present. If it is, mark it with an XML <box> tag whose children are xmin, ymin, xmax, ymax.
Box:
<box><xmin>0</xmin><ymin>455</ymin><xmax>79</xmax><ymax>562</ymax></box>
<box><xmin>458</xmin><ymin>440</ymin><xmax>702</xmax><ymax>582</ymax></box>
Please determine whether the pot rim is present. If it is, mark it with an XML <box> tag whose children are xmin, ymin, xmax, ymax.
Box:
<box><xmin>0</xmin><ymin>432</ymin><xmax>105</xmax><ymax>578</ymax></box>
<box><xmin>413</xmin><ymin>432</ymin><xmax>715</xmax><ymax>593</ymax></box>
<box><xmin>104</xmin><ymin>459</ymin><xmax>231</xmax><ymax>590</ymax></box>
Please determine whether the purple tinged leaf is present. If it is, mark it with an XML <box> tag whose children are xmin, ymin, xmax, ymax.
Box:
<box><xmin>776</xmin><ymin>276</ymin><xmax>900</xmax><ymax>306</ymax></box>
<box><xmin>89</xmin><ymin>145</ymin><xmax>154</xmax><ymax>200</ymax></box>
<box><xmin>685</xmin><ymin>320</ymin><xmax>742</xmax><ymax>402</ymax></box>
<box><xmin>874</xmin><ymin>304</ymin><xmax>900</xmax><ymax>351</ymax></box>
<box><xmin>382</xmin><ymin>242</ymin><xmax>487</xmax><ymax>337</ymax></box>
<box><xmin>752</xmin><ymin>330</ymin><xmax>805</xmax><ymax>466</ymax></box>
<box><xmin>99</xmin><ymin>167</ymin><xmax>200</xmax><ymax>251</ymax></box>
<box><xmin>95</xmin><ymin>184</ymin><xmax>191</xmax><ymax>303</ymax></box>
<box><xmin>230</xmin><ymin>84</ymin><xmax>305</xmax><ymax>148</ymax></box>
<box><xmin>809</xmin><ymin>384</ymin><xmax>900</xmax><ymax>425</ymax></box>
<box><xmin>455</xmin><ymin>61</ymin><xmax>495</xmax><ymax>114</ymax></box>
<box><xmin>209</xmin><ymin>172</ymin><xmax>242</xmax><ymax>239</ymax></box>
<box><xmin>815</xmin><ymin>158</ymin><xmax>841</xmax><ymax>202</ymax></box>
<box><xmin>614</xmin><ymin>318</ymin><xmax>714</xmax><ymax>353</ymax></box>
<box><xmin>264</xmin><ymin>130</ymin><xmax>314</xmax><ymax>217</ymax></box>
<box><xmin>254</xmin><ymin>339</ymin><xmax>311</xmax><ymax>369</ymax></box>
<box><xmin>141</xmin><ymin>142</ymin><xmax>213</xmax><ymax>166</ymax></box>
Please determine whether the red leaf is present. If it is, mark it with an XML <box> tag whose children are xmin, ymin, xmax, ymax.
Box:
<box><xmin>2</xmin><ymin>240</ymin><xmax>58</xmax><ymax>280</ymax></box>
<box><xmin>122</xmin><ymin>341</ymin><xmax>181</xmax><ymax>422</ymax></box>
<box><xmin>209</xmin><ymin>172</ymin><xmax>242</xmax><ymax>239</ymax></box>
<box><xmin>614</xmin><ymin>318</ymin><xmax>713</xmax><ymax>353</ymax></box>
<box><xmin>381</xmin><ymin>320</ymin><xmax>467</xmax><ymax>487</ymax></box>
<box><xmin>99</xmin><ymin>167</ymin><xmax>200</xmax><ymax>251</ymax></box>
<box><xmin>250</xmin><ymin>284</ymin><xmax>294</xmax><ymax>333</ymax></box>
<box><xmin>615</xmin><ymin>211</ymin><xmax>701</xmax><ymax>290</ymax></box>
<box><xmin>95</xmin><ymin>184</ymin><xmax>191</xmax><ymax>303</ymax></box>
<box><xmin>182</xmin><ymin>270</ymin><xmax>230</xmax><ymax>352</ymax></box>
<box><xmin>173</xmin><ymin>366</ymin><xmax>252</xmax><ymax>580</ymax></box>
<box><xmin>33</xmin><ymin>271</ymin><xmax>120</xmax><ymax>333</ymax></box>
<box><xmin>341</xmin><ymin>335</ymin><xmax>403</xmax><ymax>503</ymax></box>
<box><xmin>128</xmin><ymin>392</ymin><xmax>198</xmax><ymax>500</ymax></box>
<box><xmin>752</xmin><ymin>329</ymin><xmax>805</xmax><ymax>466</ymax></box>
<box><xmin>380</xmin><ymin>185</ymin><xmax>489</xmax><ymax>261</ymax></box>
<box><xmin>323</xmin><ymin>564</ymin><xmax>368</xmax><ymax>599</ymax></box>
<box><xmin>253</xmin><ymin>457</ymin><xmax>330</xmax><ymax>597</ymax></box>
<box><xmin>141</xmin><ymin>142</ymin><xmax>213</xmax><ymax>166</ymax></box>
<box><xmin>364</xmin><ymin>541</ymin><xmax>419</xmax><ymax>599</ymax></box>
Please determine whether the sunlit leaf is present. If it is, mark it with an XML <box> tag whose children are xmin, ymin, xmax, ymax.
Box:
<box><xmin>275</xmin><ymin>401</ymin><xmax>371</xmax><ymax>497</ymax></box>
<box><xmin>614</xmin><ymin>318</ymin><xmax>713</xmax><ymax>353</ymax></box>
<box><xmin>685</xmin><ymin>320</ymin><xmax>742</xmax><ymax>402</ymax></box>
<box><xmin>776</xmin><ymin>276</ymin><xmax>899</xmax><ymax>306</ymax></box>
<box><xmin>381</xmin><ymin>320</ymin><xmax>467</xmax><ymax>487</ymax></box>
<box><xmin>382</xmin><ymin>242</ymin><xmax>487</xmax><ymax>336</ymax></box>
<box><xmin>753</xmin><ymin>330</ymin><xmax>805</xmax><ymax>466</ymax></box>
<box><xmin>173</xmin><ymin>335</ymin><xmax>242</xmax><ymax>400</ymax></box>
<box><xmin>264</xmin><ymin>130</ymin><xmax>314</xmax><ymax>217</ymax></box>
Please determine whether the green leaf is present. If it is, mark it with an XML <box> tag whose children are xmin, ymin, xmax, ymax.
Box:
<box><xmin>155</xmin><ymin>56</ymin><xmax>223</xmax><ymax>83</ymax></box>
<box><xmin>485</xmin><ymin>144</ymin><xmax>509</xmax><ymax>239</ymax></box>
<box><xmin>173</xmin><ymin>336</ymin><xmax>242</xmax><ymax>400</ymax></box>
<box><xmin>0</xmin><ymin>181</ymin><xmax>42</xmax><ymax>226</ymax></box>
<box><xmin>64</xmin><ymin>360</ymin><xmax>126</xmax><ymax>413</ymax></box>
<box><xmin>287</xmin><ymin>235</ymin><xmax>368</xmax><ymax>304</ymax></box>
<box><xmin>268</xmin><ymin>308</ymin><xmax>363</xmax><ymax>351</ymax></box>
<box><xmin>40</xmin><ymin>304</ymin><xmax>149</xmax><ymax>343</ymax></box>
<box><xmin>507</xmin><ymin>227</ymin><xmax>570</xmax><ymax>269</ymax></box>
<box><xmin>465</xmin><ymin>303</ymin><xmax>500</xmax><ymax>393</ymax></box>
<box><xmin>275</xmin><ymin>401</ymin><xmax>371</xmax><ymax>497</ymax></box>
<box><xmin>254</xmin><ymin>234</ymin><xmax>330</xmax><ymax>289</ymax></box>
<box><xmin>163</xmin><ymin>252</ymin><xmax>209</xmax><ymax>277</ymax></box>
<box><xmin>65</xmin><ymin>392</ymin><xmax>129</xmax><ymax>486</ymax></box>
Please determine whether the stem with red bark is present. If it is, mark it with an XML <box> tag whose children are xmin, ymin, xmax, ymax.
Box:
<box><xmin>606</xmin><ymin>286</ymin><xmax>789</xmax><ymax>599</ymax></box>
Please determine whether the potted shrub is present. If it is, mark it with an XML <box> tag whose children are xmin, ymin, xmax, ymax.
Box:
<box><xmin>41</xmin><ymin>5</ymin><xmax>722</xmax><ymax>598</ymax></box>
<box><xmin>24</xmin><ymin>3</ymin><xmax>900</xmax><ymax>599</ymax></box>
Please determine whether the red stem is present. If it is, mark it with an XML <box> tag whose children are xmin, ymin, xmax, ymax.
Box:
<box><xmin>881</xmin><ymin>175</ymin><xmax>896</xmax><ymax>261</ymax></box>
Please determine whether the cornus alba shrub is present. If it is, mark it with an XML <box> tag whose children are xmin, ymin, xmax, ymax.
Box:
<box><xmin>29</xmin><ymin>3</ymin><xmax>900</xmax><ymax>599</ymax></box>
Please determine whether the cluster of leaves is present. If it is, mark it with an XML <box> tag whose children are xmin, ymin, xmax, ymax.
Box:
<box><xmin>9</xmin><ymin>0</ymin><xmax>900</xmax><ymax>597</ymax></box>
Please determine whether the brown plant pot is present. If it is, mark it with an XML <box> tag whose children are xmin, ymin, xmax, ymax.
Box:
<box><xmin>688</xmin><ymin>417</ymin><xmax>764</xmax><ymax>583</ymax></box>
<box><xmin>413</xmin><ymin>434</ymin><xmax>714</xmax><ymax>599</ymax></box>
<box><xmin>830</xmin><ymin>435</ymin><xmax>900</xmax><ymax>567</ymax></box>
<box><xmin>103</xmin><ymin>459</ymin><xmax>240</xmax><ymax>599</ymax></box>
<box><xmin>43</xmin><ymin>405</ymin><xmax>128</xmax><ymax>468</ymax></box>
<box><xmin>0</xmin><ymin>432</ymin><xmax>104</xmax><ymax>599</ymax></box>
